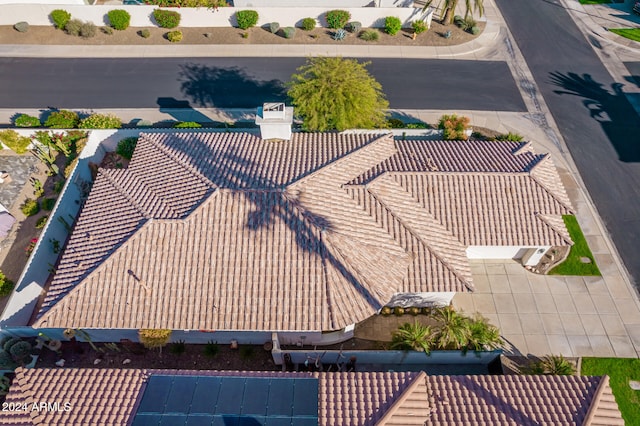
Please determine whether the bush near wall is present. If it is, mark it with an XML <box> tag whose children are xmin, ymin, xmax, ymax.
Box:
<box><xmin>0</xmin><ymin>271</ymin><xmax>14</xmax><ymax>297</ymax></box>
<box><xmin>153</xmin><ymin>9</ymin><xmax>181</xmax><ymax>29</ymax></box>
<box><xmin>385</xmin><ymin>16</ymin><xmax>402</xmax><ymax>35</ymax></box>
<box><xmin>14</xmin><ymin>114</ymin><xmax>41</xmax><ymax>128</ymax></box>
<box><xmin>438</xmin><ymin>114</ymin><xmax>471</xmax><ymax>140</ymax></box>
<box><xmin>78</xmin><ymin>113</ymin><xmax>122</xmax><ymax>129</ymax></box>
<box><xmin>0</xmin><ymin>130</ymin><xmax>31</xmax><ymax>154</ymax></box>
<box><xmin>301</xmin><ymin>17</ymin><xmax>316</xmax><ymax>31</ymax></box>
<box><xmin>167</xmin><ymin>30</ymin><xmax>183</xmax><ymax>42</ymax></box>
<box><xmin>107</xmin><ymin>9</ymin><xmax>131</xmax><ymax>30</ymax></box>
<box><xmin>51</xmin><ymin>9</ymin><xmax>71</xmax><ymax>30</ymax></box>
<box><xmin>325</xmin><ymin>10</ymin><xmax>351</xmax><ymax>29</ymax></box>
<box><xmin>236</xmin><ymin>10</ymin><xmax>258</xmax><ymax>30</ymax></box>
<box><xmin>44</xmin><ymin>110</ymin><xmax>79</xmax><ymax>129</ymax></box>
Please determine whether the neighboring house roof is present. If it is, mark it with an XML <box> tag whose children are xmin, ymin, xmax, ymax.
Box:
<box><xmin>0</xmin><ymin>368</ymin><xmax>623</xmax><ymax>426</ymax></box>
<box><xmin>34</xmin><ymin>133</ymin><xmax>572</xmax><ymax>331</ymax></box>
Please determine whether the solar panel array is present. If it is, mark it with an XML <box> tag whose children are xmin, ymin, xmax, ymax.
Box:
<box><xmin>132</xmin><ymin>375</ymin><xmax>319</xmax><ymax>426</ymax></box>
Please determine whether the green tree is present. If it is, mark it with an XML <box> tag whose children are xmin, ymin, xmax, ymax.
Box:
<box><xmin>391</xmin><ymin>321</ymin><xmax>435</xmax><ymax>354</ymax></box>
<box><xmin>424</xmin><ymin>0</ymin><xmax>484</xmax><ymax>25</ymax></box>
<box><xmin>433</xmin><ymin>306</ymin><xmax>471</xmax><ymax>350</ymax></box>
<box><xmin>287</xmin><ymin>56</ymin><xmax>389</xmax><ymax>131</ymax></box>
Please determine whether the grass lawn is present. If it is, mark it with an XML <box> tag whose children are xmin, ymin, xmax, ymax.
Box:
<box><xmin>581</xmin><ymin>358</ymin><xmax>640</xmax><ymax>425</ymax></box>
<box><xmin>549</xmin><ymin>215</ymin><xmax>601</xmax><ymax>276</ymax></box>
<box><xmin>579</xmin><ymin>0</ymin><xmax>611</xmax><ymax>4</ymax></box>
<box><xmin>610</xmin><ymin>28</ymin><xmax>640</xmax><ymax>43</ymax></box>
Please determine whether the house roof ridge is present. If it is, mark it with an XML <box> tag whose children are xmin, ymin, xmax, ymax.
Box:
<box><xmin>536</xmin><ymin>213</ymin><xmax>574</xmax><ymax>245</ymax></box>
<box><xmin>376</xmin><ymin>371</ymin><xmax>430</xmax><ymax>425</ymax></box>
<box><xmin>366</xmin><ymin>174</ymin><xmax>473</xmax><ymax>291</ymax></box>
<box><xmin>144</xmin><ymin>132</ymin><xmax>218</xmax><ymax>190</ymax></box>
<box><xmin>99</xmin><ymin>169</ymin><xmax>152</xmax><ymax>219</ymax></box>
<box><xmin>582</xmin><ymin>375</ymin><xmax>625</xmax><ymax>426</ymax></box>
<box><xmin>528</xmin><ymin>155</ymin><xmax>574</xmax><ymax>212</ymax></box>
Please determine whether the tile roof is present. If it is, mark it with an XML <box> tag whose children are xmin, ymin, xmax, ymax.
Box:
<box><xmin>35</xmin><ymin>133</ymin><xmax>572</xmax><ymax>331</ymax></box>
<box><xmin>1</xmin><ymin>368</ymin><xmax>623</xmax><ymax>426</ymax></box>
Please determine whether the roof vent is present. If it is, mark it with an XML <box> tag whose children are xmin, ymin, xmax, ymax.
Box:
<box><xmin>255</xmin><ymin>102</ymin><xmax>293</xmax><ymax>140</ymax></box>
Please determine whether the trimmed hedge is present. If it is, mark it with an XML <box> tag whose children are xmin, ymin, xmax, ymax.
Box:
<box><xmin>301</xmin><ymin>17</ymin><xmax>316</xmax><ymax>31</ymax></box>
<box><xmin>326</xmin><ymin>10</ymin><xmax>350</xmax><ymax>29</ymax></box>
<box><xmin>236</xmin><ymin>10</ymin><xmax>258</xmax><ymax>30</ymax></box>
<box><xmin>173</xmin><ymin>121</ymin><xmax>202</xmax><ymax>128</ymax></box>
<box><xmin>14</xmin><ymin>114</ymin><xmax>41</xmax><ymax>128</ymax></box>
<box><xmin>167</xmin><ymin>30</ymin><xmax>183</xmax><ymax>42</ymax></box>
<box><xmin>78</xmin><ymin>113</ymin><xmax>122</xmax><ymax>129</ymax></box>
<box><xmin>51</xmin><ymin>9</ymin><xmax>71</xmax><ymax>30</ymax></box>
<box><xmin>153</xmin><ymin>9</ymin><xmax>181</xmax><ymax>29</ymax></box>
<box><xmin>107</xmin><ymin>9</ymin><xmax>131</xmax><ymax>31</ymax></box>
<box><xmin>44</xmin><ymin>110</ymin><xmax>79</xmax><ymax>128</ymax></box>
<box><xmin>385</xmin><ymin>16</ymin><xmax>402</xmax><ymax>35</ymax></box>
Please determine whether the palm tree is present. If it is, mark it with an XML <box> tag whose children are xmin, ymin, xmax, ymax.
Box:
<box><xmin>424</xmin><ymin>0</ymin><xmax>485</xmax><ymax>25</ymax></box>
<box><xmin>467</xmin><ymin>315</ymin><xmax>503</xmax><ymax>351</ymax></box>
<box><xmin>391</xmin><ymin>321</ymin><xmax>435</xmax><ymax>354</ymax></box>
<box><xmin>433</xmin><ymin>307</ymin><xmax>471</xmax><ymax>350</ymax></box>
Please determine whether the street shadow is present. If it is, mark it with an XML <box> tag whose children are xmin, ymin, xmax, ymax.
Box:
<box><xmin>178</xmin><ymin>63</ymin><xmax>287</xmax><ymax>108</ymax></box>
<box><xmin>156</xmin><ymin>97</ymin><xmax>214</xmax><ymax>123</ymax></box>
<box><xmin>550</xmin><ymin>71</ymin><xmax>640</xmax><ymax>162</ymax></box>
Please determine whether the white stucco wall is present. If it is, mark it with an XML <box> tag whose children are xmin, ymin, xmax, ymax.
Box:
<box><xmin>467</xmin><ymin>246</ymin><xmax>540</xmax><ymax>260</ymax></box>
<box><xmin>0</xmin><ymin>4</ymin><xmax>425</xmax><ymax>27</ymax></box>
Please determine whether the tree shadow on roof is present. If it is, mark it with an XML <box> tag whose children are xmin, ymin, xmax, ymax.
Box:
<box><xmin>178</xmin><ymin>63</ymin><xmax>288</xmax><ymax>109</ymax></box>
<box><xmin>550</xmin><ymin>71</ymin><xmax>640</xmax><ymax>162</ymax></box>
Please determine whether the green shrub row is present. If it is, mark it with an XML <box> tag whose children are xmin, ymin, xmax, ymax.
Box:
<box><xmin>40</xmin><ymin>111</ymin><xmax>122</xmax><ymax>129</ymax></box>
<box><xmin>0</xmin><ymin>130</ymin><xmax>31</xmax><ymax>154</ymax></box>
<box><xmin>236</xmin><ymin>10</ymin><xmax>258</xmax><ymax>30</ymax></box>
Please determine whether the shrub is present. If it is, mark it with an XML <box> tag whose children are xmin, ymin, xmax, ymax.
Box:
<box><xmin>79</xmin><ymin>22</ymin><xmax>97</xmax><ymax>39</ymax></box>
<box><xmin>406</xmin><ymin>121</ymin><xmax>429</xmax><ymax>129</ymax></box>
<box><xmin>51</xmin><ymin>9</ymin><xmax>71</xmax><ymax>30</ymax></box>
<box><xmin>173</xmin><ymin>121</ymin><xmax>202</xmax><ymax>128</ymax></box>
<box><xmin>45</xmin><ymin>110</ymin><xmax>79</xmax><ymax>128</ymax></box>
<box><xmin>204</xmin><ymin>340</ymin><xmax>219</xmax><ymax>357</ymax></box>
<box><xmin>283</xmin><ymin>27</ymin><xmax>295</xmax><ymax>39</ymax></box>
<box><xmin>236</xmin><ymin>10</ymin><xmax>258</xmax><ymax>30</ymax></box>
<box><xmin>35</xmin><ymin>215</ymin><xmax>48</xmax><ymax>229</ymax></box>
<box><xmin>325</xmin><ymin>10</ymin><xmax>350</xmax><ymax>29</ymax></box>
<box><xmin>102</xmin><ymin>26</ymin><xmax>114</xmax><ymax>35</ymax></box>
<box><xmin>241</xmin><ymin>32</ymin><xmax>249</xmax><ymax>39</ymax></box>
<box><xmin>360</xmin><ymin>29</ymin><xmax>379</xmax><ymax>41</ymax></box>
<box><xmin>461</xmin><ymin>16</ymin><xmax>476</xmax><ymax>32</ymax></box>
<box><xmin>14</xmin><ymin>114</ymin><xmax>41</xmax><ymax>128</ymax></box>
<box><xmin>9</xmin><ymin>341</ymin><xmax>32</xmax><ymax>363</ymax></box>
<box><xmin>332</xmin><ymin>29</ymin><xmax>347</xmax><ymax>41</ymax></box>
<box><xmin>42</xmin><ymin>198</ymin><xmax>56</xmax><ymax>211</ymax></box>
<box><xmin>20</xmin><ymin>199</ymin><xmax>39</xmax><ymax>216</ymax></box>
<box><xmin>412</xmin><ymin>20</ymin><xmax>428</xmax><ymax>34</ymax></box>
<box><xmin>393</xmin><ymin>306</ymin><xmax>405</xmax><ymax>316</ymax></box>
<box><xmin>108</xmin><ymin>9</ymin><xmax>131</xmax><ymax>30</ymax></box>
<box><xmin>496</xmin><ymin>132</ymin><xmax>524</xmax><ymax>142</ymax></box>
<box><xmin>14</xmin><ymin>22</ymin><xmax>29</xmax><ymax>33</ymax></box>
<box><xmin>53</xmin><ymin>180</ymin><xmax>65</xmax><ymax>194</ymax></box>
<box><xmin>385</xmin><ymin>16</ymin><xmax>402</xmax><ymax>35</ymax></box>
<box><xmin>167</xmin><ymin>30</ymin><xmax>183</xmax><ymax>42</ymax></box>
<box><xmin>301</xmin><ymin>17</ymin><xmax>316</xmax><ymax>31</ymax></box>
<box><xmin>0</xmin><ymin>271</ymin><xmax>14</xmax><ymax>297</ymax></box>
<box><xmin>380</xmin><ymin>306</ymin><xmax>392</xmax><ymax>316</ymax></box>
<box><xmin>0</xmin><ymin>130</ymin><xmax>31</xmax><ymax>154</ymax></box>
<box><xmin>139</xmin><ymin>28</ymin><xmax>151</xmax><ymax>38</ymax></box>
<box><xmin>438</xmin><ymin>114</ymin><xmax>471</xmax><ymax>140</ymax></box>
<box><xmin>453</xmin><ymin>15</ymin><xmax>464</xmax><ymax>26</ymax></box>
<box><xmin>269</xmin><ymin>22</ymin><xmax>279</xmax><ymax>34</ymax></box>
<box><xmin>153</xmin><ymin>9</ymin><xmax>181</xmax><ymax>29</ymax></box>
<box><xmin>63</xmin><ymin>157</ymin><xmax>78</xmax><ymax>179</ymax></box>
<box><xmin>471</xmin><ymin>26</ymin><xmax>480</xmax><ymax>35</ymax></box>
<box><xmin>64</xmin><ymin>19</ymin><xmax>83</xmax><ymax>36</ymax></box>
<box><xmin>116</xmin><ymin>137</ymin><xmax>138</xmax><ymax>160</ymax></box>
<box><xmin>387</xmin><ymin>117</ymin><xmax>404</xmax><ymax>128</ymax></box>
<box><xmin>78</xmin><ymin>113</ymin><xmax>122</xmax><ymax>129</ymax></box>
<box><xmin>169</xmin><ymin>340</ymin><xmax>186</xmax><ymax>355</ymax></box>
<box><xmin>138</xmin><ymin>329</ymin><xmax>172</xmax><ymax>352</ymax></box>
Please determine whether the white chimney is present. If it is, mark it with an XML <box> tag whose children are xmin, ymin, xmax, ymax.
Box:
<box><xmin>255</xmin><ymin>102</ymin><xmax>293</xmax><ymax>140</ymax></box>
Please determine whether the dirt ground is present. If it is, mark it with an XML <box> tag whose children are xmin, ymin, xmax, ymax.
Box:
<box><xmin>36</xmin><ymin>341</ymin><xmax>278</xmax><ymax>371</ymax></box>
<box><xmin>0</xmin><ymin>21</ymin><xmax>484</xmax><ymax>46</ymax></box>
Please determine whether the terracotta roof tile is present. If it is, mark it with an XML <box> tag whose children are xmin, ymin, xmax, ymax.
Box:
<box><xmin>1</xmin><ymin>369</ymin><xmax>623</xmax><ymax>426</ymax></box>
<box><xmin>36</xmin><ymin>133</ymin><xmax>573</xmax><ymax>331</ymax></box>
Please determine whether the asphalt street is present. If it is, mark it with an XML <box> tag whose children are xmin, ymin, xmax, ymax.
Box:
<box><xmin>496</xmin><ymin>0</ymin><xmax>640</xmax><ymax>287</ymax></box>
<box><xmin>0</xmin><ymin>57</ymin><xmax>526</xmax><ymax>111</ymax></box>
